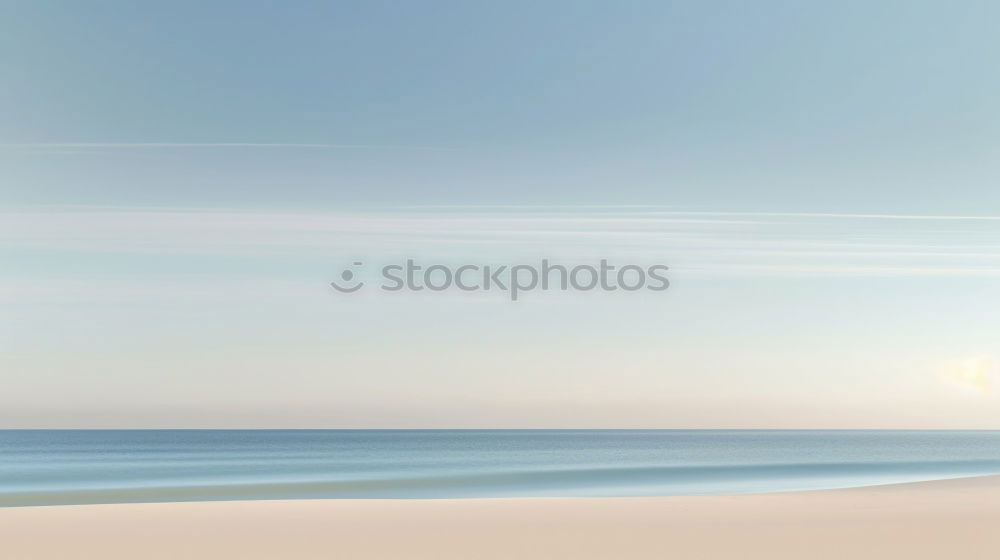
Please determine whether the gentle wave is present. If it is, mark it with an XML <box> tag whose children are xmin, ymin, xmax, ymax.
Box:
<box><xmin>4</xmin><ymin>430</ymin><xmax>1000</xmax><ymax>506</ymax></box>
<box><xmin>4</xmin><ymin>458</ymin><xmax>1000</xmax><ymax>507</ymax></box>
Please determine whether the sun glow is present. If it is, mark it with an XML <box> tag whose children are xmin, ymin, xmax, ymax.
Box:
<box><xmin>943</xmin><ymin>357</ymin><xmax>995</xmax><ymax>395</ymax></box>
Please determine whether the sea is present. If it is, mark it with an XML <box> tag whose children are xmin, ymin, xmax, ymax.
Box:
<box><xmin>3</xmin><ymin>430</ymin><xmax>1000</xmax><ymax>507</ymax></box>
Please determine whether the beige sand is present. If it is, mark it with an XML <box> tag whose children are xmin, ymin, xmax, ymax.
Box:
<box><xmin>3</xmin><ymin>476</ymin><xmax>1000</xmax><ymax>559</ymax></box>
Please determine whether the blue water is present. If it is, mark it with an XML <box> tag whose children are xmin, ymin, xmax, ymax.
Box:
<box><xmin>2</xmin><ymin>430</ymin><xmax>1000</xmax><ymax>507</ymax></box>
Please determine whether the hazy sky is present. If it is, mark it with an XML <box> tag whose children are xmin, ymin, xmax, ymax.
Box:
<box><xmin>3</xmin><ymin>1</ymin><xmax>1000</xmax><ymax>428</ymax></box>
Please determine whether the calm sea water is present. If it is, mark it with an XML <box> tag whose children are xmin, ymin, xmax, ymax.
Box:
<box><xmin>2</xmin><ymin>430</ymin><xmax>1000</xmax><ymax>507</ymax></box>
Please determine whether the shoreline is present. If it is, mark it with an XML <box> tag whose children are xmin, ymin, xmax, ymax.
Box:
<box><xmin>3</xmin><ymin>471</ymin><xmax>997</xmax><ymax>509</ymax></box>
<box><xmin>4</xmin><ymin>475</ymin><xmax>1000</xmax><ymax>559</ymax></box>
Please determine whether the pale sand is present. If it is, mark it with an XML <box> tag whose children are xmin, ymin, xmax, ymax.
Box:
<box><xmin>3</xmin><ymin>476</ymin><xmax>1000</xmax><ymax>560</ymax></box>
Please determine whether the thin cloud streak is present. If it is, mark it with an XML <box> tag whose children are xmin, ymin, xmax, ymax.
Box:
<box><xmin>0</xmin><ymin>142</ymin><xmax>455</xmax><ymax>151</ymax></box>
<box><xmin>636</xmin><ymin>211</ymin><xmax>1000</xmax><ymax>221</ymax></box>
<box><xmin>400</xmin><ymin>206</ymin><xmax>1000</xmax><ymax>221</ymax></box>
<box><xmin>3</xmin><ymin>207</ymin><xmax>1000</xmax><ymax>279</ymax></box>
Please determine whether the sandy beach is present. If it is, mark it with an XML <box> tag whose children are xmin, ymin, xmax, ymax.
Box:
<box><xmin>2</xmin><ymin>475</ymin><xmax>999</xmax><ymax>559</ymax></box>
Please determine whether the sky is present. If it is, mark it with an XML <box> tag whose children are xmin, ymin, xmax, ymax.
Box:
<box><xmin>2</xmin><ymin>1</ymin><xmax>1000</xmax><ymax>428</ymax></box>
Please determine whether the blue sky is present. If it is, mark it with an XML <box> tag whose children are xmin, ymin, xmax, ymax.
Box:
<box><xmin>5</xmin><ymin>1</ymin><xmax>1000</xmax><ymax>210</ymax></box>
<box><xmin>2</xmin><ymin>2</ymin><xmax>1000</xmax><ymax>427</ymax></box>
